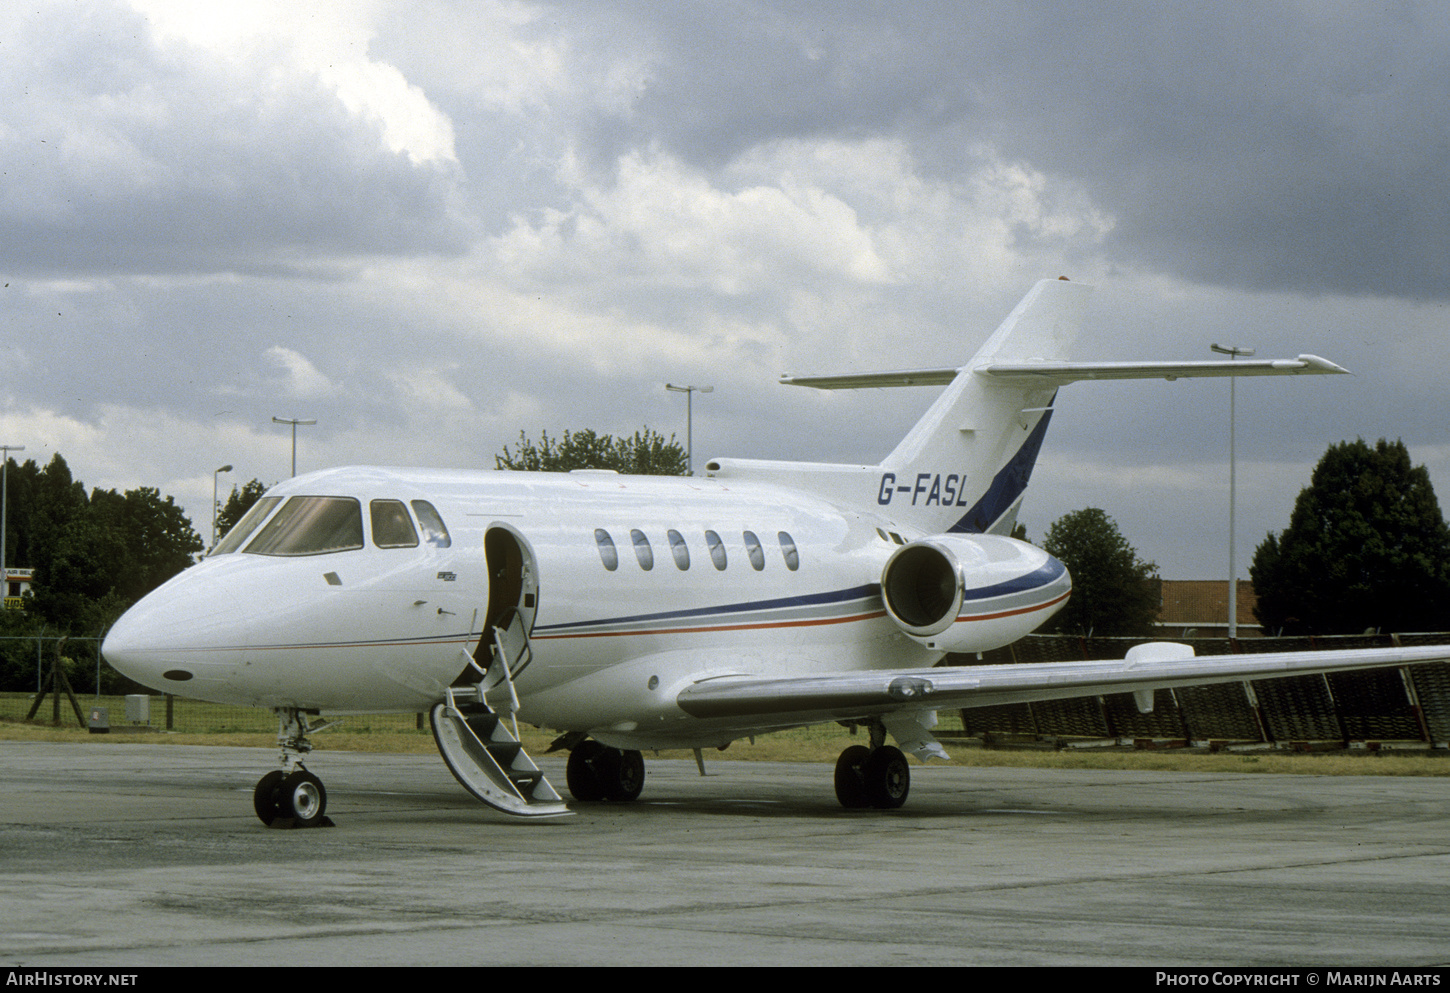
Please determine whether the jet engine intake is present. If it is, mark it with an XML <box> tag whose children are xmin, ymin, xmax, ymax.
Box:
<box><xmin>880</xmin><ymin>535</ymin><xmax>1070</xmax><ymax>653</ymax></box>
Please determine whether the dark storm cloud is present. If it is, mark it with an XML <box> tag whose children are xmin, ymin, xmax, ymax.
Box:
<box><xmin>0</xmin><ymin>0</ymin><xmax>472</xmax><ymax>278</ymax></box>
<box><xmin>555</xmin><ymin>1</ymin><xmax>1450</xmax><ymax>301</ymax></box>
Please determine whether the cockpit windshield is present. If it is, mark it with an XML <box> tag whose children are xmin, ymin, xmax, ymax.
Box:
<box><xmin>245</xmin><ymin>496</ymin><xmax>365</xmax><ymax>557</ymax></box>
<box><xmin>211</xmin><ymin>496</ymin><xmax>282</xmax><ymax>556</ymax></box>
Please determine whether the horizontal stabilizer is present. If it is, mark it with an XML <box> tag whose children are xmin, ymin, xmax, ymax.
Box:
<box><xmin>780</xmin><ymin>355</ymin><xmax>1348</xmax><ymax>390</ymax></box>
<box><xmin>981</xmin><ymin>354</ymin><xmax>1349</xmax><ymax>382</ymax></box>
<box><xmin>780</xmin><ymin>368</ymin><xmax>959</xmax><ymax>390</ymax></box>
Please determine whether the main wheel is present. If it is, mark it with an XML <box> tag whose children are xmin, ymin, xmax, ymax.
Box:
<box><xmin>834</xmin><ymin>745</ymin><xmax>871</xmax><ymax>809</ymax></box>
<box><xmin>278</xmin><ymin>769</ymin><xmax>328</xmax><ymax>827</ymax></box>
<box><xmin>253</xmin><ymin>770</ymin><xmax>284</xmax><ymax>825</ymax></box>
<box><xmin>567</xmin><ymin>741</ymin><xmax>645</xmax><ymax>802</ymax></box>
<box><xmin>566</xmin><ymin>740</ymin><xmax>608</xmax><ymax>801</ymax></box>
<box><xmin>603</xmin><ymin>749</ymin><xmax>645</xmax><ymax>802</ymax></box>
<box><xmin>863</xmin><ymin>745</ymin><xmax>910</xmax><ymax>809</ymax></box>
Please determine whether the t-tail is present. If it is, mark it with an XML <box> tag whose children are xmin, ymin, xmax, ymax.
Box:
<box><xmin>748</xmin><ymin>276</ymin><xmax>1346</xmax><ymax>533</ymax></box>
<box><xmin>871</xmin><ymin>277</ymin><xmax>1090</xmax><ymax>535</ymax></box>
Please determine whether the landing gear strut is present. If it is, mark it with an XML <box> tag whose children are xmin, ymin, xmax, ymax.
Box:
<box><xmin>253</xmin><ymin>708</ymin><xmax>335</xmax><ymax>828</ymax></box>
<box><xmin>566</xmin><ymin>739</ymin><xmax>645</xmax><ymax>802</ymax></box>
<box><xmin>834</xmin><ymin>722</ymin><xmax>910</xmax><ymax>809</ymax></box>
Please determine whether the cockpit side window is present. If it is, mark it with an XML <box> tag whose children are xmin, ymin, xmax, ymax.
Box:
<box><xmin>411</xmin><ymin>500</ymin><xmax>451</xmax><ymax>548</ymax></box>
<box><xmin>370</xmin><ymin>500</ymin><xmax>419</xmax><ymax>548</ymax></box>
<box><xmin>245</xmin><ymin>496</ymin><xmax>364</xmax><ymax>557</ymax></box>
<box><xmin>211</xmin><ymin>496</ymin><xmax>282</xmax><ymax>555</ymax></box>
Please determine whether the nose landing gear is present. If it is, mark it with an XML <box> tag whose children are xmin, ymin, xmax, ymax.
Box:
<box><xmin>253</xmin><ymin>708</ymin><xmax>336</xmax><ymax>828</ymax></box>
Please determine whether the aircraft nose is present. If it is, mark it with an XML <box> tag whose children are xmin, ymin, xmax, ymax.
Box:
<box><xmin>103</xmin><ymin>569</ymin><xmax>250</xmax><ymax>691</ymax></box>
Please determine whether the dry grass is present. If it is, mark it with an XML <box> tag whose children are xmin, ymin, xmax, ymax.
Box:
<box><xmin>2</xmin><ymin>714</ymin><xmax>1446</xmax><ymax>776</ymax></box>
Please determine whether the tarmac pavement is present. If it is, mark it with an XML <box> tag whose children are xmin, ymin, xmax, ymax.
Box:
<box><xmin>2</xmin><ymin>740</ymin><xmax>1448</xmax><ymax>967</ymax></box>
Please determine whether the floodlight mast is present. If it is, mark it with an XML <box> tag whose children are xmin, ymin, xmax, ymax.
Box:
<box><xmin>272</xmin><ymin>417</ymin><xmax>316</xmax><ymax>478</ymax></box>
<box><xmin>212</xmin><ymin>464</ymin><xmax>233</xmax><ymax>549</ymax></box>
<box><xmin>1</xmin><ymin>444</ymin><xmax>23</xmax><ymax>597</ymax></box>
<box><xmin>664</xmin><ymin>384</ymin><xmax>713</xmax><ymax>476</ymax></box>
<box><xmin>1211</xmin><ymin>343</ymin><xmax>1254</xmax><ymax>640</ymax></box>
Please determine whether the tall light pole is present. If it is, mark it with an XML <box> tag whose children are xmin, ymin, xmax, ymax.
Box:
<box><xmin>272</xmin><ymin>417</ymin><xmax>316</xmax><ymax>478</ymax></box>
<box><xmin>212</xmin><ymin>464</ymin><xmax>233</xmax><ymax>549</ymax></box>
<box><xmin>1211</xmin><ymin>344</ymin><xmax>1254</xmax><ymax>641</ymax></box>
<box><xmin>1</xmin><ymin>444</ymin><xmax>23</xmax><ymax>598</ymax></box>
<box><xmin>665</xmin><ymin>384</ymin><xmax>713</xmax><ymax>475</ymax></box>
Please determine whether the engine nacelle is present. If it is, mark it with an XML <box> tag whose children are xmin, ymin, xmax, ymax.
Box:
<box><xmin>880</xmin><ymin>534</ymin><xmax>1071</xmax><ymax>653</ymax></box>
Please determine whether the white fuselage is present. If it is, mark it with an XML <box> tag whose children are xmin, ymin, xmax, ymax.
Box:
<box><xmin>103</xmin><ymin>464</ymin><xmax>1068</xmax><ymax>749</ymax></box>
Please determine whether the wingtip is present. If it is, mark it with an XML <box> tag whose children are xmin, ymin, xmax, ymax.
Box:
<box><xmin>1296</xmin><ymin>354</ymin><xmax>1352</xmax><ymax>375</ymax></box>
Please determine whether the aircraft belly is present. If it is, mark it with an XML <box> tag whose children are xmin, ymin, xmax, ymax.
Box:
<box><xmin>516</xmin><ymin>620</ymin><xmax>927</xmax><ymax>739</ymax></box>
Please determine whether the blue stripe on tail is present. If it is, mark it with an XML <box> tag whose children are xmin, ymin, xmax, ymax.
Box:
<box><xmin>948</xmin><ymin>404</ymin><xmax>1055</xmax><ymax>534</ymax></box>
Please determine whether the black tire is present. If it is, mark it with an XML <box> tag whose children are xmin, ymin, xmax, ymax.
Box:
<box><xmin>834</xmin><ymin>745</ymin><xmax>871</xmax><ymax>809</ymax></box>
<box><xmin>863</xmin><ymin>745</ymin><xmax>910</xmax><ymax>809</ymax></box>
<box><xmin>253</xmin><ymin>770</ymin><xmax>284</xmax><ymax>826</ymax></box>
<box><xmin>566</xmin><ymin>740</ymin><xmax>608</xmax><ymax>801</ymax></box>
<box><xmin>604</xmin><ymin>749</ymin><xmax>645</xmax><ymax>802</ymax></box>
<box><xmin>278</xmin><ymin>769</ymin><xmax>328</xmax><ymax>827</ymax></box>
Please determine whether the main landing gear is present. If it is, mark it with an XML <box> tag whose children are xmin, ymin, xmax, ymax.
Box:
<box><xmin>565</xmin><ymin>739</ymin><xmax>645</xmax><ymax>802</ymax></box>
<box><xmin>833</xmin><ymin>722</ymin><xmax>910</xmax><ymax>809</ymax></box>
<box><xmin>253</xmin><ymin>708</ymin><xmax>335</xmax><ymax>828</ymax></box>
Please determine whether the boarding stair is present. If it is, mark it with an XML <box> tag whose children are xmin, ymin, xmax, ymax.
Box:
<box><xmin>429</xmin><ymin>609</ymin><xmax>572</xmax><ymax>817</ymax></box>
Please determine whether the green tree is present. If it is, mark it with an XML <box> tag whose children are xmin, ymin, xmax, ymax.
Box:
<box><xmin>216</xmin><ymin>479</ymin><xmax>270</xmax><ymax>542</ymax></box>
<box><xmin>1041</xmin><ymin>508</ymin><xmax>1160</xmax><ymax>637</ymax></box>
<box><xmin>1250</xmin><ymin>438</ymin><xmax>1450</xmax><ymax>635</ymax></box>
<box><xmin>5</xmin><ymin>453</ymin><xmax>204</xmax><ymax>635</ymax></box>
<box><xmin>496</xmin><ymin>428</ymin><xmax>688</xmax><ymax>475</ymax></box>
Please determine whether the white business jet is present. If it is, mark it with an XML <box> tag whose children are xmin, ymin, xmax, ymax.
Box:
<box><xmin>102</xmin><ymin>279</ymin><xmax>1450</xmax><ymax>826</ymax></box>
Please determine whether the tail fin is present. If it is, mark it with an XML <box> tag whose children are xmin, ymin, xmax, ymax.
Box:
<box><xmin>710</xmin><ymin>279</ymin><xmax>1090</xmax><ymax>534</ymax></box>
<box><xmin>749</xmin><ymin>276</ymin><xmax>1343</xmax><ymax>535</ymax></box>
<box><xmin>877</xmin><ymin>278</ymin><xmax>1091</xmax><ymax>535</ymax></box>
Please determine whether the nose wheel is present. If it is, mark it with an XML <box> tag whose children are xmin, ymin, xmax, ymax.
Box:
<box><xmin>254</xmin><ymin>708</ymin><xmax>336</xmax><ymax>828</ymax></box>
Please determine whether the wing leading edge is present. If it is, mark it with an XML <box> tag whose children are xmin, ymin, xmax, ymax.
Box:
<box><xmin>675</xmin><ymin>643</ymin><xmax>1450</xmax><ymax>726</ymax></box>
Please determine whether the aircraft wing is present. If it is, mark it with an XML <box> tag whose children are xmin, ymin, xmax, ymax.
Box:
<box><xmin>675</xmin><ymin>643</ymin><xmax>1449</xmax><ymax>726</ymax></box>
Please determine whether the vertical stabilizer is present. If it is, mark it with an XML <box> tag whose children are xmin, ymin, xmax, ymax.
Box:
<box><xmin>877</xmin><ymin>279</ymin><xmax>1092</xmax><ymax>535</ymax></box>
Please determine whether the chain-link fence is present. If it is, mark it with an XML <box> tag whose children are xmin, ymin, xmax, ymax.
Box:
<box><xmin>952</xmin><ymin>632</ymin><xmax>1450</xmax><ymax>747</ymax></box>
<box><xmin>4</xmin><ymin>631</ymin><xmax>1449</xmax><ymax>747</ymax></box>
<box><xmin>0</xmin><ymin>634</ymin><xmax>425</xmax><ymax>733</ymax></box>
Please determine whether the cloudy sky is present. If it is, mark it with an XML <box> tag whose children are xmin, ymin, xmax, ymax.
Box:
<box><xmin>3</xmin><ymin>0</ymin><xmax>1447</xmax><ymax>579</ymax></box>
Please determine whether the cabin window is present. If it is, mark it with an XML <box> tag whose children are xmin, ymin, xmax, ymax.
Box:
<box><xmin>667</xmin><ymin>530</ymin><xmax>690</xmax><ymax>570</ymax></box>
<box><xmin>371</xmin><ymin>500</ymin><xmax>419</xmax><ymax>548</ymax></box>
<box><xmin>211</xmin><ymin>496</ymin><xmax>282</xmax><ymax>555</ymax></box>
<box><xmin>704</xmin><ymin>530</ymin><xmax>727</xmax><ymax>570</ymax></box>
<box><xmin>778</xmin><ymin>531</ymin><xmax>800</xmax><ymax>571</ymax></box>
<box><xmin>595</xmin><ymin>529</ymin><xmax>619</xmax><ymax>571</ymax></box>
<box><xmin>411</xmin><ymin>501</ymin><xmax>452</xmax><ymax>548</ymax></box>
<box><xmin>245</xmin><ymin>496</ymin><xmax>364</xmax><ymax>557</ymax></box>
<box><xmin>630</xmin><ymin>529</ymin><xmax>654</xmax><ymax>570</ymax></box>
<box><xmin>743</xmin><ymin>530</ymin><xmax>765</xmax><ymax>571</ymax></box>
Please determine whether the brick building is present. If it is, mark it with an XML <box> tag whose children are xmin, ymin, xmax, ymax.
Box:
<box><xmin>1154</xmin><ymin>579</ymin><xmax>1260</xmax><ymax>638</ymax></box>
